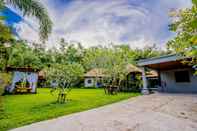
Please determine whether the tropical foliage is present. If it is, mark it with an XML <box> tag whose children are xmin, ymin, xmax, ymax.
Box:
<box><xmin>82</xmin><ymin>44</ymin><xmax>166</xmax><ymax>86</ymax></box>
<box><xmin>0</xmin><ymin>0</ymin><xmax>52</xmax><ymax>69</ymax></box>
<box><xmin>0</xmin><ymin>0</ymin><xmax>52</xmax><ymax>41</ymax></box>
<box><xmin>167</xmin><ymin>0</ymin><xmax>197</xmax><ymax>72</ymax></box>
<box><xmin>0</xmin><ymin>39</ymin><xmax>167</xmax><ymax>95</ymax></box>
<box><xmin>44</xmin><ymin>63</ymin><xmax>84</xmax><ymax>103</ymax></box>
<box><xmin>82</xmin><ymin>47</ymin><xmax>128</xmax><ymax>87</ymax></box>
<box><xmin>0</xmin><ymin>39</ymin><xmax>167</xmax><ymax>73</ymax></box>
<box><xmin>3</xmin><ymin>42</ymin><xmax>164</xmax><ymax>69</ymax></box>
<box><xmin>0</xmin><ymin>22</ymin><xmax>13</xmax><ymax>43</ymax></box>
<box><xmin>0</xmin><ymin>2</ymin><xmax>13</xmax><ymax>44</ymax></box>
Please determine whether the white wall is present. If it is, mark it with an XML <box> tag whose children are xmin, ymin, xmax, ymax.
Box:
<box><xmin>84</xmin><ymin>78</ymin><xmax>95</xmax><ymax>87</ymax></box>
<box><xmin>159</xmin><ymin>68</ymin><xmax>197</xmax><ymax>93</ymax></box>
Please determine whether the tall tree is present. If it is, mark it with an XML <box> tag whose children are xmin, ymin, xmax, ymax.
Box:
<box><xmin>0</xmin><ymin>0</ymin><xmax>4</xmax><ymax>9</ymax></box>
<box><xmin>0</xmin><ymin>17</ymin><xmax>13</xmax><ymax>71</ymax></box>
<box><xmin>0</xmin><ymin>22</ymin><xmax>13</xmax><ymax>43</ymax></box>
<box><xmin>0</xmin><ymin>0</ymin><xmax>13</xmax><ymax>43</ymax></box>
<box><xmin>7</xmin><ymin>42</ymin><xmax>42</xmax><ymax>68</ymax></box>
<box><xmin>58</xmin><ymin>39</ymin><xmax>84</xmax><ymax>64</ymax></box>
<box><xmin>82</xmin><ymin>47</ymin><xmax>128</xmax><ymax>87</ymax></box>
<box><xmin>167</xmin><ymin>0</ymin><xmax>197</xmax><ymax>72</ymax></box>
<box><xmin>1</xmin><ymin>0</ymin><xmax>52</xmax><ymax>41</ymax></box>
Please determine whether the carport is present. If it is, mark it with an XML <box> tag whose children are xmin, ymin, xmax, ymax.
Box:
<box><xmin>138</xmin><ymin>54</ymin><xmax>197</xmax><ymax>94</ymax></box>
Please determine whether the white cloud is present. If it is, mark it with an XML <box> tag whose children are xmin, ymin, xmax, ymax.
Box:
<box><xmin>13</xmin><ymin>21</ymin><xmax>39</xmax><ymax>42</ymax></box>
<box><xmin>12</xmin><ymin>0</ymin><xmax>192</xmax><ymax>49</ymax></box>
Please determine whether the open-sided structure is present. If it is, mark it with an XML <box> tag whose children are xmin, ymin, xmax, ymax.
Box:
<box><xmin>6</xmin><ymin>67</ymin><xmax>39</xmax><ymax>93</ymax></box>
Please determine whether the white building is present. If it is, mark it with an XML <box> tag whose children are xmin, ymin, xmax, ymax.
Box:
<box><xmin>138</xmin><ymin>54</ymin><xmax>197</xmax><ymax>94</ymax></box>
<box><xmin>84</xmin><ymin>68</ymin><xmax>106</xmax><ymax>88</ymax></box>
<box><xmin>84</xmin><ymin>64</ymin><xmax>143</xmax><ymax>88</ymax></box>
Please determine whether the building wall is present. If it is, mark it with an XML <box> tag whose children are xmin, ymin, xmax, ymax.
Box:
<box><xmin>84</xmin><ymin>78</ymin><xmax>95</xmax><ymax>87</ymax></box>
<box><xmin>84</xmin><ymin>77</ymin><xmax>104</xmax><ymax>87</ymax></box>
<box><xmin>159</xmin><ymin>68</ymin><xmax>197</xmax><ymax>93</ymax></box>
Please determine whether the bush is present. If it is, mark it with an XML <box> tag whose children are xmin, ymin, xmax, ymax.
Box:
<box><xmin>0</xmin><ymin>87</ymin><xmax>3</xmax><ymax>118</ymax></box>
<box><xmin>0</xmin><ymin>72</ymin><xmax>12</xmax><ymax>95</ymax></box>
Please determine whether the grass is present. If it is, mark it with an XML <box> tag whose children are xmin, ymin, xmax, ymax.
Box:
<box><xmin>0</xmin><ymin>85</ymin><xmax>3</xmax><ymax>120</ymax></box>
<box><xmin>0</xmin><ymin>88</ymin><xmax>140</xmax><ymax>131</ymax></box>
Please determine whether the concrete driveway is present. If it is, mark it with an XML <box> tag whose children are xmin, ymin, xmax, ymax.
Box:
<box><xmin>11</xmin><ymin>93</ymin><xmax>197</xmax><ymax>131</ymax></box>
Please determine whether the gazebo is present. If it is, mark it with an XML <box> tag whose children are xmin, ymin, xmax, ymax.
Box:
<box><xmin>6</xmin><ymin>67</ymin><xmax>40</xmax><ymax>93</ymax></box>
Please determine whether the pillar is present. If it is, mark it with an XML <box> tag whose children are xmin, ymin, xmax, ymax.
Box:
<box><xmin>141</xmin><ymin>67</ymin><xmax>149</xmax><ymax>95</ymax></box>
<box><xmin>157</xmin><ymin>70</ymin><xmax>162</xmax><ymax>92</ymax></box>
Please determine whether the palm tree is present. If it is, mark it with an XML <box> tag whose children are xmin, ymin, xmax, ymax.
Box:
<box><xmin>1</xmin><ymin>0</ymin><xmax>52</xmax><ymax>41</ymax></box>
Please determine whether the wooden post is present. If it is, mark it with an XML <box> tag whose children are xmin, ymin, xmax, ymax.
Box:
<box><xmin>157</xmin><ymin>70</ymin><xmax>162</xmax><ymax>92</ymax></box>
<box><xmin>158</xmin><ymin>70</ymin><xmax>161</xmax><ymax>86</ymax></box>
<box><xmin>141</xmin><ymin>67</ymin><xmax>149</xmax><ymax>95</ymax></box>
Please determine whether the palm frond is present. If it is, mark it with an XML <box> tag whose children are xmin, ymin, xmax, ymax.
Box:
<box><xmin>7</xmin><ymin>0</ymin><xmax>52</xmax><ymax>41</ymax></box>
<box><xmin>0</xmin><ymin>0</ymin><xmax>4</xmax><ymax>8</ymax></box>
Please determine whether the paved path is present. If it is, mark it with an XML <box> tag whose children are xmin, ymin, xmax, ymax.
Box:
<box><xmin>11</xmin><ymin>93</ymin><xmax>197</xmax><ymax>131</ymax></box>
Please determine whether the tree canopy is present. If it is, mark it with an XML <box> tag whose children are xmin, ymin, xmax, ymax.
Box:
<box><xmin>167</xmin><ymin>0</ymin><xmax>197</xmax><ymax>70</ymax></box>
<box><xmin>0</xmin><ymin>21</ymin><xmax>13</xmax><ymax>43</ymax></box>
<box><xmin>0</xmin><ymin>39</ymin><xmax>166</xmax><ymax>70</ymax></box>
<box><xmin>44</xmin><ymin>63</ymin><xmax>84</xmax><ymax>103</ymax></box>
<box><xmin>82</xmin><ymin>44</ymin><xmax>165</xmax><ymax>86</ymax></box>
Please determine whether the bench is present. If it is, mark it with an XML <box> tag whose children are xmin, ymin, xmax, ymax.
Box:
<box><xmin>15</xmin><ymin>86</ymin><xmax>32</xmax><ymax>93</ymax></box>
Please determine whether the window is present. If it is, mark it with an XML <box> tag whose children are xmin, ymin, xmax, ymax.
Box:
<box><xmin>175</xmin><ymin>71</ymin><xmax>190</xmax><ymax>83</ymax></box>
<box><xmin>87</xmin><ymin>79</ymin><xmax>92</xmax><ymax>84</ymax></box>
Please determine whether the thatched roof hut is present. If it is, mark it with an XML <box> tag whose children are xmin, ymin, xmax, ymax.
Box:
<box><xmin>126</xmin><ymin>64</ymin><xmax>158</xmax><ymax>78</ymax></box>
<box><xmin>126</xmin><ymin>64</ymin><xmax>142</xmax><ymax>74</ymax></box>
<box><xmin>84</xmin><ymin>68</ymin><xmax>106</xmax><ymax>78</ymax></box>
<box><xmin>84</xmin><ymin>64</ymin><xmax>142</xmax><ymax>78</ymax></box>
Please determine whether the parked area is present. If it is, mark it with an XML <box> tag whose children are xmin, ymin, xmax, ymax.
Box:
<box><xmin>11</xmin><ymin>93</ymin><xmax>197</xmax><ymax>131</ymax></box>
<box><xmin>0</xmin><ymin>88</ymin><xmax>139</xmax><ymax>131</ymax></box>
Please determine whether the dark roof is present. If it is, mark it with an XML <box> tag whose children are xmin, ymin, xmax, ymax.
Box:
<box><xmin>138</xmin><ymin>54</ymin><xmax>181</xmax><ymax>66</ymax></box>
<box><xmin>137</xmin><ymin>54</ymin><xmax>192</xmax><ymax>70</ymax></box>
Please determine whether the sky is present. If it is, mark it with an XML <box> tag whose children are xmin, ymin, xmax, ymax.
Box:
<box><xmin>1</xmin><ymin>0</ymin><xmax>192</xmax><ymax>49</ymax></box>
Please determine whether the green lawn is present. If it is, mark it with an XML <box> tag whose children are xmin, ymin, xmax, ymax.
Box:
<box><xmin>0</xmin><ymin>88</ymin><xmax>140</xmax><ymax>131</ymax></box>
